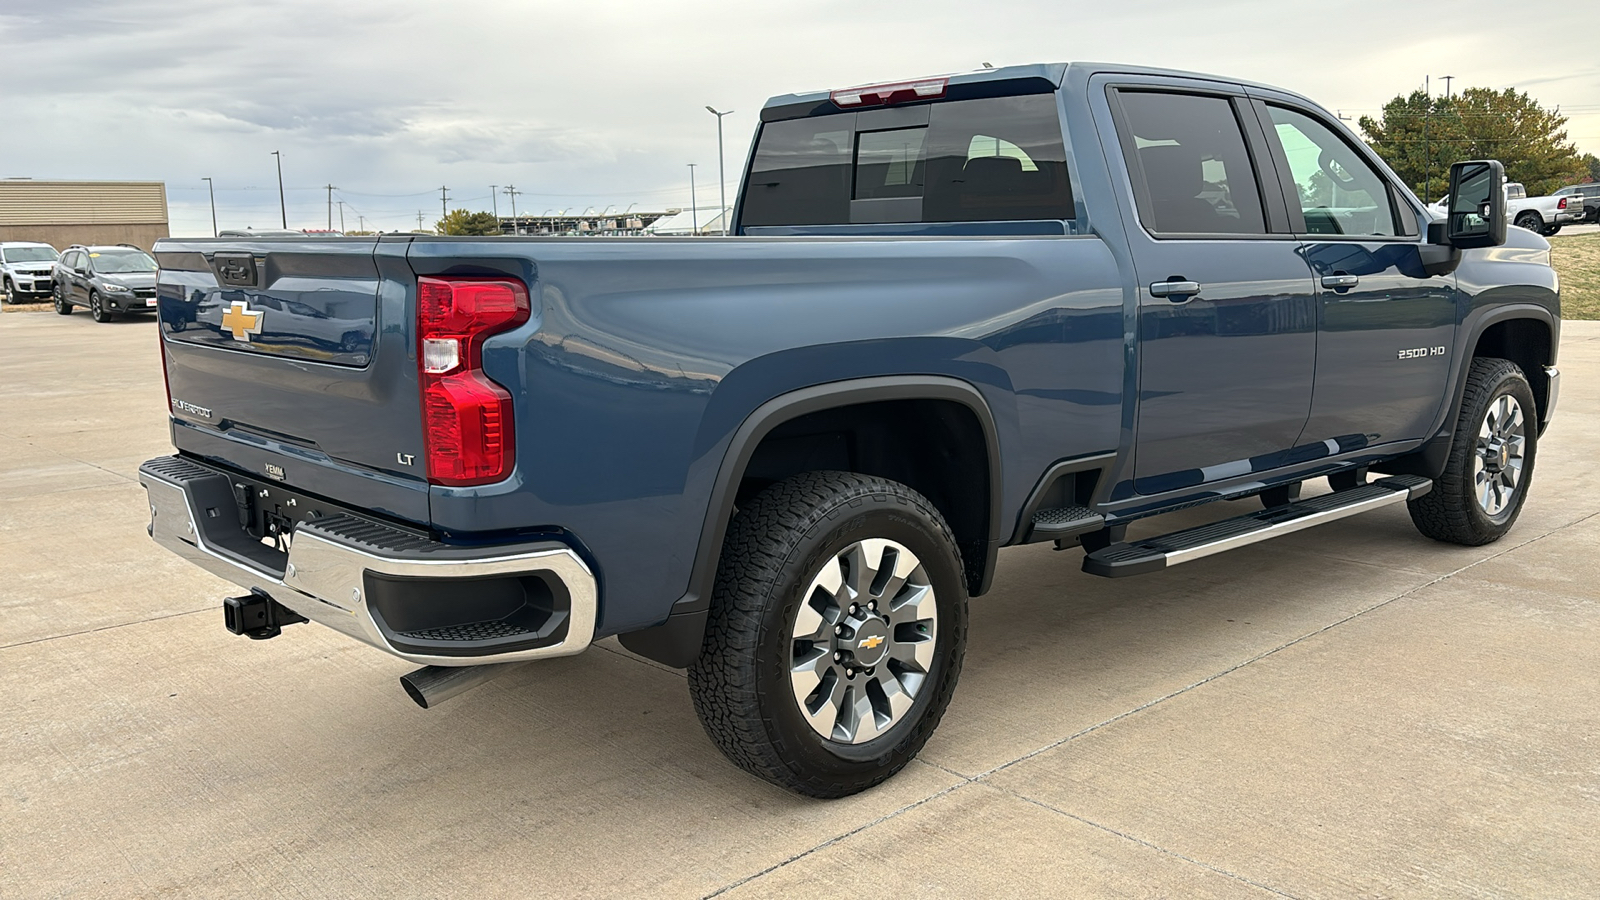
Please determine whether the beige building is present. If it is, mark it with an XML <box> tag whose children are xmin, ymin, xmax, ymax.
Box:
<box><xmin>0</xmin><ymin>180</ymin><xmax>169</xmax><ymax>251</ymax></box>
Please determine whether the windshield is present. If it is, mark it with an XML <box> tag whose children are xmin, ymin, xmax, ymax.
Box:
<box><xmin>2</xmin><ymin>247</ymin><xmax>59</xmax><ymax>263</ymax></box>
<box><xmin>89</xmin><ymin>250</ymin><xmax>157</xmax><ymax>273</ymax></box>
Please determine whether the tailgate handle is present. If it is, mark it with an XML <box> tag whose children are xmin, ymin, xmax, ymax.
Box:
<box><xmin>211</xmin><ymin>252</ymin><xmax>258</xmax><ymax>288</ymax></box>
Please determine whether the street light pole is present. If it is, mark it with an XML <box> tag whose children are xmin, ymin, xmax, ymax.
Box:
<box><xmin>201</xmin><ymin>177</ymin><xmax>217</xmax><ymax>237</ymax></box>
<box><xmin>271</xmin><ymin>151</ymin><xmax>286</xmax><ymax>228</ymax></box>
<box><xmin>325</xmin><ymin>184</ymin><xmax>337</xmax><ymax>231</ymax></box>
<box><xmin>706</xmin><ymin>106</ymin><xmax>733</xmax><ymax>235</ymax></box>
<box><xmin>688</xmin><ymin>163</ymin><xmax>698</xmax><ymax>235</ymax></box>
<box><xmin>337</xmin><ymin>200</ymin><xmax>345</xmax><ymax>232</ymax></box>
<box><xmin>490</xmin><ymin>185</ymin><xmax>498</xmax><ymax>220</ymax></box>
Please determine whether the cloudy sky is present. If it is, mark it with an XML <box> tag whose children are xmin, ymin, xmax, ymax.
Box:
<box><xmin>3</xmin><ymin>0</ymin><xmax>1596</xmax><ymax>236</ymax></box>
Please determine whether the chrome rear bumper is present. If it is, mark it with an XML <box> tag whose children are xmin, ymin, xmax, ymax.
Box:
<box><xmin>139</xmin><ymin>456</ymin><xmax>597</xmax><ymax>666</ymax></box>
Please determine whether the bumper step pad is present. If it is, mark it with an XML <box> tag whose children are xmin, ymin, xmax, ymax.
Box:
<box><xmin>1083</xmin><ymin>475</ymin><xmax>1432</xmax><ymax>578</ymax></box>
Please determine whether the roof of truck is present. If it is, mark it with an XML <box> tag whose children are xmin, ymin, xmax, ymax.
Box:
<box><xmin>760</xmin><ymin>61</ymin><xmax>1318</xmax><ymax>119</ymax></box>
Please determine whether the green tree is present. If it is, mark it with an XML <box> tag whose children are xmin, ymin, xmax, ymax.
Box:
<box><xmin>435</xmin><ymin>209</ymin><xmax>503</xmax><ymax>236</ymax></box>
<box><xmin>1359</xmin><ymin>87</ymin><xmax>1587</xmax><ymax>199</ymax></box>
<box><xmin>1583</xmin><ymin>152</ymin><xmax>1600</xmax><ymax>183</ymax></box>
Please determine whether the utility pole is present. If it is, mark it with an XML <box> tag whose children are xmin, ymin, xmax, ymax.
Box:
<box><xmin>358</xmin><ymin>214</ymin><xmax>366</xmax><ymax>233</ymax></box>
<box><xmin>490</xmin><ymin>185</ymin><xmax>498</xmax><ymax>220</ymax></box>
<box><xmin>504</xmin><ymin>185</ymin><xmax>521</xmax><ymax>234</ymax></box>
<box><xmin>439</xmin><ymin>186</ymin><xmax>450</xmax><ymax>222</ymax></box>
<box><xmin>201</xmin><ymin>177</ymin><xmax>217</xmax><ymax>237</ymax></box>
<box><xmin>417</xmin><ymin>211</ymin><xmax>426</xmax><ymax>231</ymax></box>
<box><xmin>337</xmin><ymin>200</ymin><xmax>345</xmax><ymax>232</ymax></box>
<box><xmin>706</xmin><ymin>107</ymin><xmax>733</xmax><ymax>235</ymax></box>
<box><xmin>325</xmin><ymin>184</ymin><xmax>337</xmax><ymax>230</ymax></box>
<box><xmin>1423</xmin><ymin>75</ymin><xmax>1432</xmax><ymax>205</ymax></box>
<box><xmin>688</xmin><ymin>163</ymin><xmax>698</xmax><ymax>235</ymax></box>
<box><xmin>271</xmin><ymin>151</ymin><xmax>286</xmax><ymax>228</ymax></box>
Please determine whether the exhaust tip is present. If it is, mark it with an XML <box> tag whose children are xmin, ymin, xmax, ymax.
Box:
<box><xmin>400</xmin><ymin>662</ymin><xmax>522</xmax><ymax>710</ymax></box>
<box><xmin>400</xmin><ymin>673</ymin><xmax>432</xmax><ymax>709</ymax></box>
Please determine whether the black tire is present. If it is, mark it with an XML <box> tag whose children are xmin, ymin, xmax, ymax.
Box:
<box><xmin>1408</xmin><ymin>357</ymin><xmax>1538</xmax><ymax>545</ymax></box>
<box><xmin>53</xmin><ymin>284</ymin><xmax>73</xmax><ymax>315</ymax></box>
<box><xmin>1543</xmin><ymin>224</ymin><xmax>1562</xmax><ymax>237</ymax></box>
<box><xmin>688</xmin><ymin>471</ymin><xmax>968</xmax><ymax>798</ymax></box>
<box><xmin>89</xmin><ymin>291</ymin><xmax>114</xmax><ymax>323</ymax></box>
<box><xmin>1</xmin><ymin>277</ymin><xmax>11</xmax><ymax>305</ymax></box>
<box><xmin>1513</xmin><ymin>211</ymin><xmax>1542</xmax><ymax>233</ymax></box>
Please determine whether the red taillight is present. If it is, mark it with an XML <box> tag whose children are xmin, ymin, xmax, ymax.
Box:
<box><xmin>830</xmin><ymin>77</ymin><xmax>948</xmax><ymax>108</ymax></box>
<box><xmin>1557</xmin><ymin>197</ymin><xmax>1569</xmax><ymax>209</ymax></box>
<box><xmin>416</xmin><ymin>276</ymin><xmax>530</xmax><ymax>486</ymax></box>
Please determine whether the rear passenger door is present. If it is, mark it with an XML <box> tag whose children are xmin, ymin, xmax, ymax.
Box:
<box><xmin>1249</xmin><ymin>96</ymin><xmax>1456</xmax><ymax>449</ymax></box>
<box><xmin>1103</xmin><ymin>82</ymin><xmax>1319</xmax><ymax>496</ymax></box>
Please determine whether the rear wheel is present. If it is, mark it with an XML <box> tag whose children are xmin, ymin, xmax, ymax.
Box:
<box><xmin>90</xmin><ymin>291</ymin><xmax>115</xmax><ymax>323</ymax></box>
<box><xmin>53</xmin><ymin>284</ymin><xmax>73</xmax><ymax>315</ymax></box>
<box><xmin>1513</xmin><ymin>211</ymin><xmax>1543</xmax><ymax>233</ymax></box>
<box><xmin>1408</xmin><ymin>358</ymin><xmax>1537</xmax><ymax>545</ymax></box>
<box><xmin>688</xmin><ymin>471</ymin><xmax>967</xmax><ymax>798</ymax></box>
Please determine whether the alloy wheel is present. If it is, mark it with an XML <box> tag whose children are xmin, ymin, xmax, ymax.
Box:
<box><xmin>1474</xmin><ymin>393</ymin><xmax>1526</xmax><ymax>517</ymax></box>
<box><xmin>789</xmin><ymin>538</ymin><xmax>938</xmax><ymax>744</ymax></box>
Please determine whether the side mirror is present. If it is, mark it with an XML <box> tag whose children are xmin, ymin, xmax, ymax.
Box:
<box><xmin>1446</xmin><ymin>159</ymin><xmax>1506</xmax><ymax>249</ymax></box>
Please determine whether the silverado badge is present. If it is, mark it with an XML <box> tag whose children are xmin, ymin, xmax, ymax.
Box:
<box><xmin>221</xmin><ymin>300</ymin><xmax>265</xmax><ymax>343</ymax></box>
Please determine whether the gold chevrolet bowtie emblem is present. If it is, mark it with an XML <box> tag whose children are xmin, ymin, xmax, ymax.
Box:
<box><xmin>220</xmin><ymin>300</ymin><xmax>264</xmax><ymax>343</ymax></box>
<box><xmin>858</xmin><ymin>635</ymin><xmax>884</xmax><ymax>650</ymax></box>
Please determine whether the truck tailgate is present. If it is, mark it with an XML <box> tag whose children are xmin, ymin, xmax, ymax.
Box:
<box><xmin>154</xmin><ymin>238</ymin><xmax>430</xmax><ymax>523</ymax></box>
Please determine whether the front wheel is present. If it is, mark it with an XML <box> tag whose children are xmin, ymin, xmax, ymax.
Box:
<box><xmin>688</xmin><ymin>471</ymin><xmax>968</xmax><ymax>798</ymax></box>
<box><xmin>54</xmin><ymin>284</ymin><xmax>73</xmax><ymax>315</ymax></box>
<box><xmin>90</xmin><ymin>291</ymin><xmax>114</xmax><ymax>323</ymax></box>
<box><xmin>1408</xmin><ymin>358</ymin><xmax>1538</xmax><ymax>545</ymax></box>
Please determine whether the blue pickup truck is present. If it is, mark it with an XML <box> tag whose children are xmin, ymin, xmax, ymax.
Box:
<box><xmin>141</xmin><ymin>62</ymin><xmax>1560</xmax><ymax>797</ymax></box>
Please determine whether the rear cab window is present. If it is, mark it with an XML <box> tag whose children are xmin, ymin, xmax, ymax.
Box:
<box><xmin>740</xmin><ymin>92</ymin><xmax>1076</xmax><ymax>232</ymax></box>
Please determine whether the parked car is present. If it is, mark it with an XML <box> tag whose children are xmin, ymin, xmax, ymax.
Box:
<box><xmin>140</xmin><ymin>62</ymin><xmax>1560</xmax><ymax>798</ymax></box>
<box><xmin>52</xmin><ymin>245</ymin><xmax>159</xmax><ymax>322</ymax></box>
<box><xmin>1551</xmin><ymin>183</ymin><xmax>1600</xmax><ymax>223</ymax></box>
<box><xmin>1428</xmin><ymin>182</ymin><xmax>1583</xmax><ymax>234</ymax></box>
<box><xmin>0</xmin><ymin>241</ymin><xmax>60</xmax><ymax>304</ymax></box>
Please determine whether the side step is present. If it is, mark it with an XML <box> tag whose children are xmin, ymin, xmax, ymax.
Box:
<box><xmin>1083</xmin><ymin>475</ymin><xmax>1432</xmax><ymax>578</ymax></box>
<box><xmin>1030</xmin><ymin>505</ymin><xmax>1104</xmax><ymax>540</ymax></box>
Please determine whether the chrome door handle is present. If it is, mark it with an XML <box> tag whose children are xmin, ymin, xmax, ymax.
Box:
<box><xmin>1148</xmin><ymin>280</ymin><xmax>1201</xmax><ymax>299</ymax></box>
<box><xmin>1321</xmin><ymin>274</ymin><xmax>1360</xmax><ymax>290</ymax></box>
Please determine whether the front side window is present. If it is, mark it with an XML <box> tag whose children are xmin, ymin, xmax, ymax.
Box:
<box><xmin>741</xmin><ymin>93</ymin><xmax>1073</xmax><ymax>227</ymax></box>
<box><xmin>1114</xmin><ymin>90</ymin><xmax>1267</xmax><ymax>236</ymax></box>
<box><xmin>1266</xmin><ymin>105</ymin><xmax>1398</xmax><ymax>237</ymax></box>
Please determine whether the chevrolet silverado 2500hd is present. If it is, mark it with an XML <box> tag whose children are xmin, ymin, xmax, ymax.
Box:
<box><xmin>141</xmin><ymin>62</ymin><xmax>1560</xmax><ymax>798</ymax></box>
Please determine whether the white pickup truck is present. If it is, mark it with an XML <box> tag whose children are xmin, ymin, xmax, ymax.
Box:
<box><xmin>1428</xmin><ymin>182</ymin><xmax>1583</xmax><ymax>235</ymax></box>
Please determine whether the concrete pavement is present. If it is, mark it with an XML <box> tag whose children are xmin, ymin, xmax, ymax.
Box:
<box><xmin>2</xmin><ymin>310</ymin><xmax>1597</xmax><ymax>899</ymax></box>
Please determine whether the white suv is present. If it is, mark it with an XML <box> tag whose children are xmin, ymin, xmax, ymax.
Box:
<box><xmin>0</xmin><ymin>242</ymin><xmax>61</xmax><ymax>304</ymax></box>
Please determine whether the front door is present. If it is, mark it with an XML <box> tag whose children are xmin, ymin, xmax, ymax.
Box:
<box><xmin>1109</xmin><ymin>87</ymin><xmax>1318</xmax><ymax>496</ymax></box>
<box><xmin>1252</xmin><ymin>100</ymin><xmax>1457</xmax><ymax>449</ymax></box>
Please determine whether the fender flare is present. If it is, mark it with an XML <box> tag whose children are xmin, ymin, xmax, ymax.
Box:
<box><xmin>618</xmin><ymin>375</ymin><xmax>1004</xmax><ymax>667</ymax></box>
<box><xmin>1385</xmin><ymin>303</ymin><xmax>1558</xmax><ymax>479</ymax></box>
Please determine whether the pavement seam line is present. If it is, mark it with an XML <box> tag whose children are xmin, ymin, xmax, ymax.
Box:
<box><xmin>701</xmin><ymin>773</ymin><xmax>967</xmax><ymax>899</ymax></box>
<box><xmin>972</xmin><ymin>507</ymin><xmax>1600</xmax><ymax>782</ymax></box>
<box><xmin>0</xmin><ymin>607</ymin><xmax>211</xmax><ymax>652</ymax></box>
<box><xmin>0</xmin><ymin>433</ymin><xmax>141</xmax><ymax>485</ymax></box>
<box><xmin>1008</xmin><ymin>793</ymin><xmax>1307</xmax><ymax>899</ymax></box>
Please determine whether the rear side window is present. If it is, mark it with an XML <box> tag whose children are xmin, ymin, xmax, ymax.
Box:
<box><xmin>741</xmin><ymin>94</ymin><xmax>1073</xmax><ymax>227</ymax></box>
<box><xmin>1113</xmin><ymin>90</ymin><xmax>1267</xmax><ymax>236</ymax></box>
